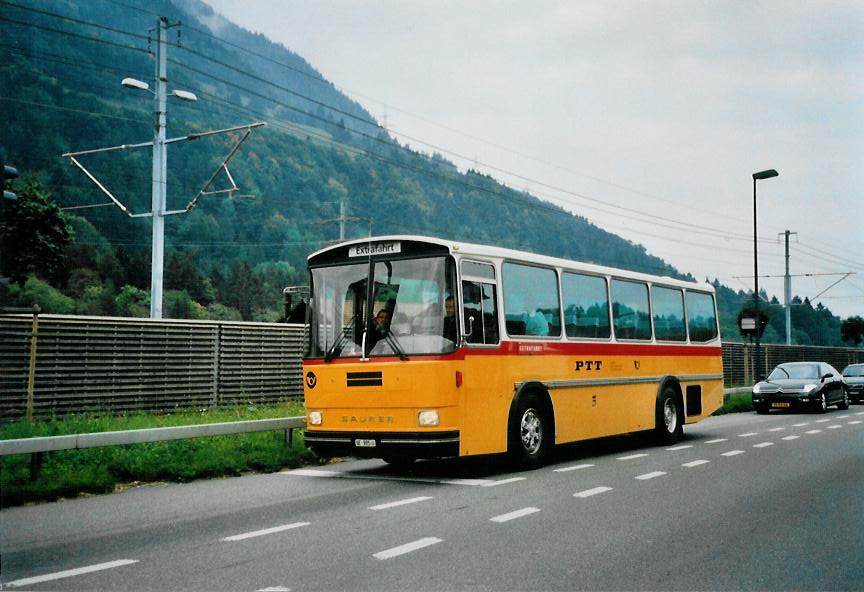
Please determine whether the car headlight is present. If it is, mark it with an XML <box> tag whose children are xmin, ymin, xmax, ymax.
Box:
<box><xmin>418</xmin><ymin>410</ymin><xmax>440</xmax><ymax>426</ymax></box>
<box><xmin>753</xmin><ymin>384</ymin><xmax>763</xmax><ymax>394</ymax></box>
<box><xmin>803</xmin><ymin>384</ymin><xmax>818</xmax><ymax>393</ymax></box>
<box><xmin>308</xmin><ymin>411</ymin><xmax>323</xmax><ymax>425</ymax></box>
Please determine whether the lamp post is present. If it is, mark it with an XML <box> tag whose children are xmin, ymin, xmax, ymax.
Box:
<box><xmin>122</xmin><ymin>17</ymin><xmax>197</xmax><ymax>319</ymax></box>
<box><xmin>752</xmin><ymin>168</ymin><xmax>779</xmax><ymax>381</ymax></box>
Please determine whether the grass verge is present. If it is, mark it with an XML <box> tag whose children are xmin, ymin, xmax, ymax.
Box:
<box><xmin>713</xmin><ymin>391</ymin><xmax>754</xmax><ymax>415</ymax></box>
<box><xmin>0</xmin><ymin>402</ymin><xmax>314</xmax><ymax>508</ymax></box>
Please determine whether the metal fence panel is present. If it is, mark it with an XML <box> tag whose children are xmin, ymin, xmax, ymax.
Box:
<box><xmin>1</xmin><ymin>313</ymin><xmax>860</xmax><ymax>422</ymax></box>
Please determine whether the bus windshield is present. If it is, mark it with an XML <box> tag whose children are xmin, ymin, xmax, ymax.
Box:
<box><xmin>309</xmin><ymin>256</ymin><xmax>457</xmax><ymax>359</ymax></box>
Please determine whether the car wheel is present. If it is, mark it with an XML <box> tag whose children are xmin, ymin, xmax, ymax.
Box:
<box><xmin>383</xmin><ymin>456</ymin><xmax>416</xmax><ymax>469</ymax></box>
<box><xmin>837</xmin><ymin>390</ymin><xmax>850</xmax><ymax>410</ymax></box>
<box><xmin>655</xmin><ymin>386</ymin><xmax>684</xmax><ymax>443</ymax></box>
<box><xmin>817</xmin><ymin>392</ymin><xmax>828</xmax><ymax>414</ymax></box>
<box><xmin>508</xmin><ymin>393</ymin><xmax>551</xmax><ymax>469</ymax></box>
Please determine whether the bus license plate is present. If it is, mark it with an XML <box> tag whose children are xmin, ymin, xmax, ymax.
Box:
<box><xmin>772</xmin><ymin>402</ymin><xmax>790</xmax><ymax>408</ymax></box>
<box><xmin>355</xmin><ymin>439</ymin><xmax>376</xmax><ymax>448</ymax></box>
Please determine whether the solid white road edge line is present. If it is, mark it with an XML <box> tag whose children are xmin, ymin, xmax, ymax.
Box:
<box><xmin>222</xmin><ymin>522</ymin><xmax>310</xmax><ymax>542</ymax></box>
<box><xmin>370</xmin><ymin>496</ymin><xmax>433</xmax><ymax>511</ymax></box>
<box><xmin>4</xmin><ymin>560</ymin><xmax>139</xmax><ymax>589</ymax></box>
<box><xmin>490</xmin><ymin>507</ymin><xmax>541</xmax><ymax>523</ymax></box>
<box><xmin>373</xmin><ymin>537</ymin><xmax>442</xmax><ymax>560</ymax></box>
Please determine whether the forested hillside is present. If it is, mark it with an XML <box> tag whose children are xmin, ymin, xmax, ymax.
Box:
<box><xmin>0</xmin><ymin>0</ymin><xmax>856</xmax><ymax>346</ymax></box>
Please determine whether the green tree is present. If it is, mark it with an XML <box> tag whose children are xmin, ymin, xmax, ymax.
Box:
<box><xmin>17</xmin><ymin>276</ymin><xmax>76</xmax><ymax>314</ymax></box>
<box><xmin>841</xmin><ymin>316</ymin><xmax>864</xmax><ymax>346</ymax></box>
<box><xmin>114</xmin><ymin>285</ymin><xmax>149</xmax><ymax>318</ymax></box>
<box><xmin>0</xmin><ymin>177</ymin><xmax>73</xmax><ymax>284</ymax></box>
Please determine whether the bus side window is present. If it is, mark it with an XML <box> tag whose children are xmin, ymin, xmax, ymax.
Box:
<box><xmin>462</xmin><ymin>280</ymin><xmax>499</xmax><ymax>345</ymax></box>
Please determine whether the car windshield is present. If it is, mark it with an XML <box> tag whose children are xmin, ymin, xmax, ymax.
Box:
<box><xmin>309</xmin><ymin>256</ymin><xmax>457</xmax><ymax>359</ymax></box>
<box><xmin>843</xmin><ymin>366</ymin><xmax>864</xmax><ymax>377</ymax></box>
<box><xmin>768</xmin><ymin>364</ymin><xmax>820</xmax><ymax>380</ymax></box>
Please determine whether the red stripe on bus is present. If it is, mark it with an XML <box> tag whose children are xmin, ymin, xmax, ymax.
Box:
<box><xmin>304</xmin><ymin>341</ymin><xmax>721</xmax><ymax>365</ymax></box>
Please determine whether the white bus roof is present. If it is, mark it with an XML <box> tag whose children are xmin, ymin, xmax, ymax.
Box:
<box><xmin>309</xmin><ymin>235</ymin><xmax>715</xmax><ymax>294</ymax></box>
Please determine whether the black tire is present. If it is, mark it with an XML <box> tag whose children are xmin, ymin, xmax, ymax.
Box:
<box><xmin>508</xmin><ymin>393</ymin><xmax>552</xmax><ymax>469</ymax></box>
<box><xmin>837</xmin><ymin>390</ymin><xmax>850</xmax><ymax>410</ymax></box>
<box><xmin>755</xmin><ymin>404</ymin><xmax>770</xmax><ymax>415</ymax></box>
<box><xmin>815</xmin><ymin>392</ymin><xmax>828</xmax><ymax>414</ymax></box>
<box><xmin>655</xmin><ymin>386</ymin><xmax>684</xmax><ymax>443</ymax></box>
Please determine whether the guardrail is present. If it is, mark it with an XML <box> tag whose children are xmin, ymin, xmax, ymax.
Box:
<box><xmin>0</xmin><ymin>416</ymin><xmax>306</xmax><ymax>480</ymax></box>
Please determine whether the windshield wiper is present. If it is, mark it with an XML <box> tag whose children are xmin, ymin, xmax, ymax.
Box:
<box><xmin>324</xmin><ymin>314</ymin><xmax>359</xmax><ymax>362</ymax></box>
<box><xmin>383</xmin><ymin>332</ymin><xmax>409</xmax><ymax>361</ymax></box>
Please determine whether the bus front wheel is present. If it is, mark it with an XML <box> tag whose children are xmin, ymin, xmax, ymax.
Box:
<box><xmin>508</xmin><ymin>393</ymin><xmax>551</xmax><ymax>469</ymax></box>
<box><xmin>655</xmin><ymin>386</ymin><xmax>684</xmax><ymax>443</ymax></box>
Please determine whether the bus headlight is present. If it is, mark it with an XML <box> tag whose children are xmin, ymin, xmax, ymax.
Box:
<box><xmin>308</xmin><ymin>411</ymin><xmax>323</xmax><ymax>425</ymax></box>
<box><xmin>418</xmin><ymin>410</ymin><xmax>440</xmax><ymax>427</ymax></box>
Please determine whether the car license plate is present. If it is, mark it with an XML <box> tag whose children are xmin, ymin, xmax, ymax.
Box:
<box><xmin>355</xmin><ymin>439</ymin><xmax>376</xmax><ymax>448</ymax></box>
<box><xmin>772</xmin><ymin>402</ymin><xmax>790</xmax><ymax>408</ymax></box>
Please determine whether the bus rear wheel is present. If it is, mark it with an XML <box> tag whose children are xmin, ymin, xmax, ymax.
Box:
<box><xmin>508</xmin><ymin>393</ymin><xmax>551</xmax><ymax>469</ymax></box>
<box><xmin>655</xmin><ymin>386</ymin><xmax>684</xmax><ymax>443</ymax></box>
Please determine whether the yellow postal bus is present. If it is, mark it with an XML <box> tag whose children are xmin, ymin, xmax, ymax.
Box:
<box><xmin>302</xmin><ymin>236</ymin><xmax>723</xmax><ymax>467</ymax></box>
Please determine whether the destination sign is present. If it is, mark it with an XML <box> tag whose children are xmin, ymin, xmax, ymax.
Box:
<box><xmin>349</xmin><ymin>241</ymin><xmax>401</xmax><ymax>257</ymax></box>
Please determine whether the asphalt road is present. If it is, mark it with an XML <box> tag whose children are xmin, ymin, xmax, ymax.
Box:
<box><xmin>2</xmin><ymin>408</ymin><xmax>862</xmax><ymax>591</ymax></box>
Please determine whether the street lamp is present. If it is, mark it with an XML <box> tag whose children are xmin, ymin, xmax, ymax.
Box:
<box><xmin>752</xmin><ymin>168</ymin><xmax>779</xmax><ymax>381</ymax></box>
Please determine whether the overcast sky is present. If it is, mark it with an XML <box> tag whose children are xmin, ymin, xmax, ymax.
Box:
<box><xmin>204</xmin><ymin>0</ymin><xmax>863</xmax><ymax>319</ymax></box>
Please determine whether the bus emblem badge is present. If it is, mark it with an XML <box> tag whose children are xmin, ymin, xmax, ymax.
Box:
<box><xmin>305</xmin><ymin>371</ymin><xmax>317</xmax><ymax>389</ymax></box>
<box><xmin>634</xmin><ymin>361</ymin><xmax>641</xmax><ymax>370</ymax></box>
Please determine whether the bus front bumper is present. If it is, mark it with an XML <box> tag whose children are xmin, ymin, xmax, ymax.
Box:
<box><xmin>303</xmin><ymin>430</ymin><xmax>460</xmax><ymax>459</ymax></box>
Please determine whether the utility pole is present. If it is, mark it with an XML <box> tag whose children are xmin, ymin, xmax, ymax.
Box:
<box><xmin>62</xmin><ymin>15</ymin><xmax>263</xmax><ymax>320</ymax></box>
<box><xmin>150</xmin><ymin>16</ymin><xmax>169</xmax><ymax>319</ymax></box>
<box><xmin>779</xmin><ymin>230</ymin><xmax>797</xmax><ymax>345</ymax></box>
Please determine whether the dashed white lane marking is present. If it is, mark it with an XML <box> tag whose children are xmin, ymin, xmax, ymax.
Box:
<box><xmin>574</xmin><ymin>486</ymin><xmax>613</xmax><ymax>498</ymax></box>
<box><xmin>827</xmin><ymin>425</ymin><xmax>843</xmax><ymax>429</ymax></box>
<box><xmin>4</xmin><ymin>560</ymin><xmax>139</xmax><ymax>589</ymax></box>
<box><xmin>636</xmin><ymin>471</ymin><xmax>666</xmax><ymax>480</ymax></box>
<box><xmin>490</xmin><ymin>507</ymin><xmax>541</xmax><ymax>523</ymax></box>
<box><xmin>850</xmin><ymin>420</ymin><xmax>862</xmax><ymax>425</ymax></box>
<box><xmin>739</xmin><ymin>432</ymin><xmax>758</xmax><ymax>438</ymax></box>
<box><xmin>617</xmin><ymin>453</ymin><xmax>649</xmax><ymax>460</ymax></box>
<box><xmin>722</xmin><ymin>450</ymin><xmax>745</xmax><ymax>457</ymax></box>
<box><xmin>856</xmin><ymin>412</ymin><xmax>864</xmax><ymax>416</ymax></box>
<box><xmin>370</xmin><ymin>496</ymin><xmax>433</xmax><ymax>511</ymax></box>
<box><xmin>554</xmin><ymin>463</ymin><xmax>595</xmax><ymax>472</ymax></box>
<box><xmin>782</xmin><ymin>435</ymin><xmax>800</xmax><ymax>441</ymax></box>
<box><xmin>222</xmin><ymin>522</ymin><xmax>309</xmax><ymax>542</ymax></box>
<box><xmin>815</xmin><ymin>419</ymin><xmax>830</xmax><ymax>423</ymax></box>
<box><xmin>753</xmin><ymin>442</ymin><xmax>774</xmax><ymax>448</ymax></box>
<box><xmin>441</xmin><ymin>479</ymin><xmax>493</xmax><ymax>486</ymax></box>
<box><xmin>482</xmin><ymin>477</ymin><xmax>527</xmax><ymax>487</ymax></box>
<box><xmin>258</xmin><ymin>587</ymin><xmax>291</xmax><ymax>592</ymax></box>
<box><xmin>805</xmin><ymin>429</ymin><xmax>822</xmax><ymax>434</ymax></box>
<box><xmin>837</xmin><ymin>415</ymin><xmax>849</xmax><ymax>419</ymax></box>
<box><xmin>682</xmin><ymin>460</ymin><xmax>710</xmax><ymax>468</ymax></box>
<box><xmin>768</xmin><ymin>427</ymin><xmax>786</xmax><ymax>432</ymax></box>
<box><xmin>793</xmin><ymin>422</ymin><xmax>810</xmax><ymax>427</ymax></box>
<box><xmin>373</xmin><ymin>537</ymin><xmax>442</xmax><ymax>560</ymax></box>
<box><xmin>705</xmin><ymin>438</ymin><xmax>728</xmax><ymax>444</ymax></box>
<box><xmin>666</xmin><ymin>445</ymin><xmax>693</xmax><ymax>451</ymax></box>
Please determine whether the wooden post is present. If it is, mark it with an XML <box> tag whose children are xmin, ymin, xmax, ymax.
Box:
<box><xmin>26</xmin><ymin>305</ymin><xmax>40</xmax><ymax>422</ymax></box>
